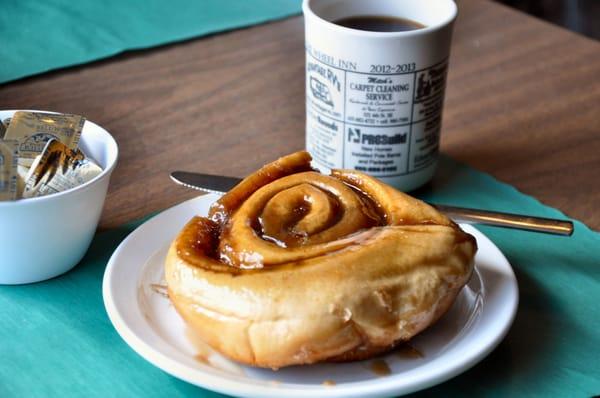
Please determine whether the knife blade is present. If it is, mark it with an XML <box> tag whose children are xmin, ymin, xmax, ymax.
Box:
<box><xmin>170</xmin><ymin>171</ymin><xmax>574</xmax><ymax>236</ymax></box>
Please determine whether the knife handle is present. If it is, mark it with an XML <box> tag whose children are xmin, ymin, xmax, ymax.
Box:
<box><xmin>432</xmin><ymin>204</ymin><xmax>574</xmax><ymax>236</ymax></box>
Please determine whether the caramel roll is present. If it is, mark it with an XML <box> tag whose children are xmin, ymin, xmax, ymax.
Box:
<box><xmin>166</xmin><ymin>151</ymin><xmax>476</xmax><ymax>368</ymax></box>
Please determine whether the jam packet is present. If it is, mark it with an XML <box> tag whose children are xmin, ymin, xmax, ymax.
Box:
<box><xmin>4</xmin><ymin>111</ymin><xmax>85</xmax><ymax>167</ymax></box>
<box><xmin>23</xmin><ymin>139</ymin><xmax>102</xmax><ymax>198</ymax></box>
<box><xmin>0</xmin><ymin>139</ymin><xmax>19</xmax><ymax>201</ymax></box>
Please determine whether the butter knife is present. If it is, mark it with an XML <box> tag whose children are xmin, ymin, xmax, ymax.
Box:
<box><xmin>170</xmin><ymin>171</ymin><xmax>574</xmax><ymax>236</ymax></box>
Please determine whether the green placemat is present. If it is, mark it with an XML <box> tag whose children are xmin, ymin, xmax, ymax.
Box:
<box><xmin>0</xmin><ymin>0</ymin><xmax>302</xmax><ymax>84</ymax></box>
<box><xmin>1</xmin><ymin>156</ymin><xmax>598</xmax><ymax>397</ymax></box>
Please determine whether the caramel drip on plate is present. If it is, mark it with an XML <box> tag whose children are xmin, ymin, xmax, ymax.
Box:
<box><xmin>369</xmin><ymin>359</ymin><xmax>391</xmax><ymax>376</ymax></box>
<box><xmin>150</xmin><ymin>283</ymin><xmax>169</xmax><ymax>299</ymax></box>
<box><xmin>396</xmin><ymin>343</ymin><xmax>424</xmax><ymax>359</ymax></box>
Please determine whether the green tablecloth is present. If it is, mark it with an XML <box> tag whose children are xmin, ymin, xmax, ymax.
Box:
<box><xmin>0</xmin><ymin>0</ymin><xmax>301</xmax><ymax>84</ymax></box>
<box><xmin>1</xmin><ymin>1</ymin><xmax>599</xmax><ymax>397</ymax></box>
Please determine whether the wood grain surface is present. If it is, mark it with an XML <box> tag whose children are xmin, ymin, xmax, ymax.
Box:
<box><xmin>0</xmin><ymin>0</ymin><xmax>598</xmax><ymax>230</ymax></box>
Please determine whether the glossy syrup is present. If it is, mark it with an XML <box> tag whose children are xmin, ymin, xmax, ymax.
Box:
<box><xmin>369</xmin><ymin>359</ymin><xmax>391</xmax><ymax>376</ymax></box>
<box><xmin>396</xmin><ymin>343</ymin><xmax>423</xmax><ymax>359</ymax></box>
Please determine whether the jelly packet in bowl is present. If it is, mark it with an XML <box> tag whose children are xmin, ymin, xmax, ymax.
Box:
<box><xmin>4</xmin><ymin>111</ymin><xmax>84</xmax><ymax>167</ymax></box>
<box><xmin>23</xmin><ymin>139</ymin><xmax>102</xmax><ymax>198</ymax></box>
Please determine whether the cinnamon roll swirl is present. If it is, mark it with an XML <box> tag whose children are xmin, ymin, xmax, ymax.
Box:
<box><xmin>165</xmin><ymin>151</ymin><xmax>476</xmax><ymax>368</ymax></box>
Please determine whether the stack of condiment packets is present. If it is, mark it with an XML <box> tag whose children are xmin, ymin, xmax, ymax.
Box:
<box><xmin>0</xmin><ymin>111</ymin><xmax>102</xmax><ymax>201</ymax></box>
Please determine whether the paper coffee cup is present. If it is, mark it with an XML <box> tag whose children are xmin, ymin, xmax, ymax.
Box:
<box><xmin>303</xmin><ymin>0</ymin><xmax>457</xmax><ymax>191</ymax></box>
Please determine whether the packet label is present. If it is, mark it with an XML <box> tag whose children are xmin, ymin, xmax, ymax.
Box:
<box><xmin>0</xmin><ymin>139</ymin><xmax>19</xmax><ymax>201</ymax></box>
<box><xmin>4</xmin><ymin>111</ymin><xmax>85</xmax><ymax>166</ymax></box>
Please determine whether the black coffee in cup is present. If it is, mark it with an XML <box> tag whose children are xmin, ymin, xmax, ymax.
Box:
<box><xmin>333</xmin><ymin>15</ymin><xmax>425</xmax><ymax>32</ymax></box>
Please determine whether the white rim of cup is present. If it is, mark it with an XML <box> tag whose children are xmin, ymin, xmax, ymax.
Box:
<box><xmin>0</xmin><ymin>109</ymin><xmax>118</xmax><ymax>207</ymax></box>
<box><xmin>302</xmin><ymin>0</ymin><xmax>458</xmax><ymax>38</ymax></box>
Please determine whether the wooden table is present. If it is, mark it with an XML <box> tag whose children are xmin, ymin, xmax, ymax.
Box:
<box><xmin>0</xmin><ymin>0</ymin><xmax>598</xmax><ymax>230</ymax></box>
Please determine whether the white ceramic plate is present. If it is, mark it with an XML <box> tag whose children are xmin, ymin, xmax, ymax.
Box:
<box><xmin>103</xmin><ymin>194</ymin><xmax>518</xmax><ymax>398</ymax></box>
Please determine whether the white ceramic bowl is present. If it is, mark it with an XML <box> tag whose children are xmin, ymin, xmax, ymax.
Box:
<box><xmin>0</xmin><ymin>110</ymin><xmax>118</xmax><ymax>284</ymax></box>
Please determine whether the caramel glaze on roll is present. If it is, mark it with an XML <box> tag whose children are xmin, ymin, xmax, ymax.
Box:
<box><xmin>165</xmin><ymin>151</ymin><xmax>477</xmax><ymax>369</ymax></box>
